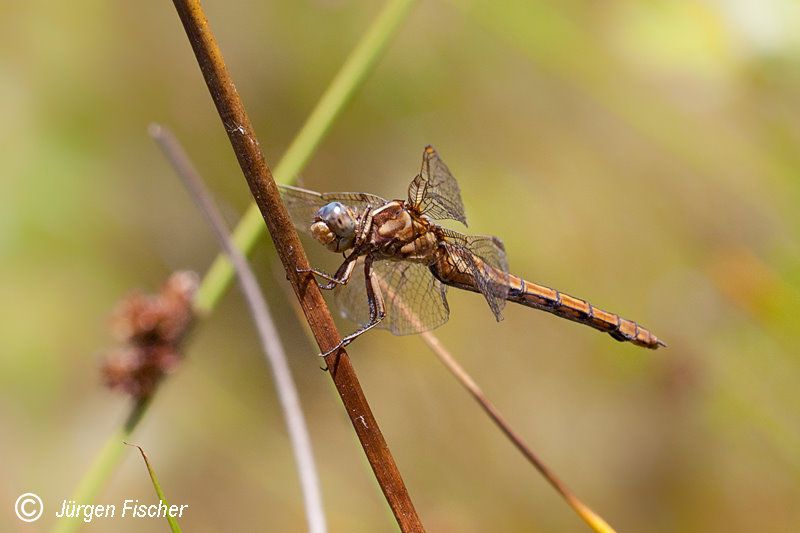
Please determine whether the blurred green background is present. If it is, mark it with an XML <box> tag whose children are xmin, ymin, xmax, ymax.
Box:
<box><xmin>2</xmin><ymin>0</ymin><xmax>799</xmax><ymax>531</ymax></box>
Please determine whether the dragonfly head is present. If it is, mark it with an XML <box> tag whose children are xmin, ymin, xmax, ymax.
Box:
<box><xmin>311</xmin><ymin>202</ymin><xmax>357</xmax><ymax>252</ymax></box>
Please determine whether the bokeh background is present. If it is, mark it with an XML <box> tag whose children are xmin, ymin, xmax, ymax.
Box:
<box><xmin>2</xmin><ymin>0</ymin><xmax>799</xmax><ymax>531</ymax></box>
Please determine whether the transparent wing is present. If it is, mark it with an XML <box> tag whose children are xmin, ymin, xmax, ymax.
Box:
<box><xmin>441</xmin><ymin>229</ymin><xmax>509</xmax><ymax>321</ymax></box>
<box><xmin>407</xmin><ymin>145</ymin><xmax>468</xmax><ymax>226</ymax></box>
<box><xmin>335</xmin><ymin>258</ymin><xmax>450</xmax><ymax>336</ymax></box>
<box><xmin>279</xmin><ymin>184</ymin><xmax>388</xmax><ymax>234</ymax></box>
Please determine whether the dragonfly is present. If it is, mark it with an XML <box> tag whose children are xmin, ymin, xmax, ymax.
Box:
<box><xmin>280</xmin><ymin>146</ymin><xmax>665</xmax><ymax>356</ymax></box>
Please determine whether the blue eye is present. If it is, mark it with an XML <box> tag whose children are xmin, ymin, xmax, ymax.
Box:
<box><xmin>317</xmin><ymin>202</ymin><xmax>344</xmax><ymax>219</ymax></box>
<box><xmin>317</xmin><ymin>202</ymin><xmax>355</xmax><ymax>238</ymax></box>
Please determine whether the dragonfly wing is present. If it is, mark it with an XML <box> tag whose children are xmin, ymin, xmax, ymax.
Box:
<box><xmin>407</xmin><ymin>145</ymin><xmax>468</xmax><ymax>226</ymax></box>
<box><xmin>279</xmin><ymin>184</ymin><xmax>388</xmax><ymax>235</ymax></box>
<box><xmin>335</xmin><ymin>258</ymin><xmax>450</xmax><ymax>336</ymax></box>
<box><xmin>441</xmin><ymin>229</ymin><xmax>509</xmax><ymax>321</ymax></box>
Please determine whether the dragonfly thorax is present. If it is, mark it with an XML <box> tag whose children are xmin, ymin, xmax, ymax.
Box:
<box><xmin>311</xmin><ymin>201</ymin><xmax>357</xmax><ymax>252</ymax></box>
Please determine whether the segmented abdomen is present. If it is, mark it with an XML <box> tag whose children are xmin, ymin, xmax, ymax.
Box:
<box><xmin>506</xmin><ymin>274</ymin><xmax>665</xmax><ymax>349</ymax></box>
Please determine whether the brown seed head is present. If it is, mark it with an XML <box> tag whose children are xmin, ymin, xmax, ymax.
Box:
<box><xmin>101</xmin><ymin>271</ymin><xmax>198</xmax><ymax>399</ymax></box>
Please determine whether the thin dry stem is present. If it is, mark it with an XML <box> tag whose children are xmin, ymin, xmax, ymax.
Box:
<box><xmin>421</xmin><ymin>332</ymin><xmax>616</xmax><ymax>533</ymax></box>
<box><xmin>150</xmin><ymin>124</ymin><xmax>326</xmax><ymax>533</ymax></box>
<box><xmin>374</xmin><ymin>270</ymin><xmax>616</xmax><ymax>532</ymax></box>
<box><xmin>170</xmin><ymin>1</ymin><xmax>423</xmax><ymax>530</ymax></box>
<box><xmin>281</xmin><ymin>259</ymin><xmax>616</xmax><ymax>531</ymax></box>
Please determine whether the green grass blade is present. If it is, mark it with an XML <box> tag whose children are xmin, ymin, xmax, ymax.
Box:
<box><xmin>125</xmin><ymin>443</ymin><xmax>182</xmax><ymax>533</ymax></box>
<box><xmin>193</xmin><ymin>0</ymin><xmax>417</xmax><ymax>314</ymax></box>
<box><xmin>55</xmin><ymin>3</ymin><xmax>416</xmax><ymax>532</ymax></box>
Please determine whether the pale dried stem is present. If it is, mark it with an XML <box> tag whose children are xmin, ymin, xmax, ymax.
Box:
<box><xmin>150</xmin><ymin>124</ymin><xmax>326</xmax><ymax>533</ymax></box>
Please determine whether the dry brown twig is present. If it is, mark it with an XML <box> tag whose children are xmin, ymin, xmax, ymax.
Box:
<box><xmin>169</xmin><ymin>0</ymin><xmax>424</xmax><ymax>530</ymax></box>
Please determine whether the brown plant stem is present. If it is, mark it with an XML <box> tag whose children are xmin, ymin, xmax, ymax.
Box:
<box><xmin>169</xmin><ymin>1</ymin><xmax>424</xmax><ymax>531</ymax></box>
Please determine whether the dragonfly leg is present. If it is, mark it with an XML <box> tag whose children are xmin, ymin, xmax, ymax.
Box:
<box><xmin>297</xmin><ymin>252</ymin><xmax>358</xmax><ymax>290</ymax></box>
<box><xmin>319</xmin><ymin>256</ymin><xmax>386</xmax><ymax>357</ymax></box>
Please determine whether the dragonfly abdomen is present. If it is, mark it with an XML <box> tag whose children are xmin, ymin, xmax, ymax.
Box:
<box><xmin>507</xmin><ymin>275</ymin><xmax>665</xmax><ymax>349</ymax></box>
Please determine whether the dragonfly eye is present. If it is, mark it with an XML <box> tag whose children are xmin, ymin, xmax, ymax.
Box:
<box><xmin>316</xmin><ymin>202</ymin><xmax>355</xmax><ymax>239</ymax></box>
